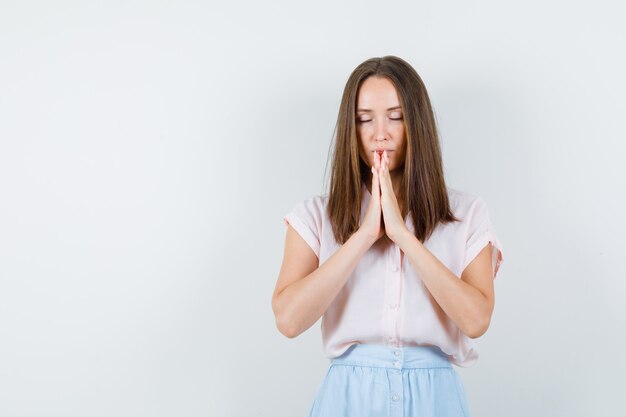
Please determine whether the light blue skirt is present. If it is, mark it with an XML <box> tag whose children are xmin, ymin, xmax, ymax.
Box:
<box><xmin>308</xmin><ymin>344</ymin><xmax>471</xmax><ymax>417</ymax></box>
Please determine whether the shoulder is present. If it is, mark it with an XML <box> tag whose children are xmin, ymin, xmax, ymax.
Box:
<box><xmin>285</xmin><ymin>193</ymin><xmax>330</xmax><ymax>226</ymax></box>
<box><xmin>283</xmin><ymin>193</ymin><xmax>330</xmax><ymax>258</ymax></box>
<box><xmin>445</xmin><ymin>186</ymin><xmax>485</xmax><ymax>217</ymax></box>
<box><xmin>293</xmin><ymin>193</ymin><xmax>329</xmax><ymax>214</ymax></box>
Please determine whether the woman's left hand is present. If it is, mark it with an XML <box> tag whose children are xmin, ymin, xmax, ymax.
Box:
<box><xmin>375</xmin><ymin>150</ymin><xmax>409</xmax><ymax>242</ymax></box>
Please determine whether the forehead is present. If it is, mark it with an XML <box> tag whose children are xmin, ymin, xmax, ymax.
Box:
<box><xmin>357</xmin><ymin>76</ymin><xmax>401</xmax><ymax>109</ymax></box>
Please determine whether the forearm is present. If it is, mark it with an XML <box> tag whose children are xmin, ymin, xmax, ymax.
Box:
<box><xmin>394</xmin><ymin>229</ymin><xmax>491</xmax><ymax>338</ymax></box>
<box><xmin>275</xmin><ymin>229</ymin><xmax>376</xmax><ymax>338</ymax></box>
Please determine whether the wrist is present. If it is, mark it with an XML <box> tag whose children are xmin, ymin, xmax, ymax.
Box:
<box><xmin>392</xmin><ymin>227</ymin><xmax>415</xmax><ymax>248</ymax></box>
<box><xmin>354</xmin><ymin>227</ymin><xmax>379</xmax><ymax>247</ymax></box>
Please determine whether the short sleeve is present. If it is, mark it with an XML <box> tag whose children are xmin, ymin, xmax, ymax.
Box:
<box><xmin>283</xmin><ymin>197</ymin><xmax>322</xmax><ymax>259</ymax></box>
<box><xmin>462</xmin><ymin>197</ymin><xmax>504</xmax><ymax>280</ymax></box>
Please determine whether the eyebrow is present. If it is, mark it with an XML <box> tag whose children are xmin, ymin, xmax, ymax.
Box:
<box><xmin>356</xmin><ymin>106</ymin><xmax>402</xmax><ymax>112</ymax></box>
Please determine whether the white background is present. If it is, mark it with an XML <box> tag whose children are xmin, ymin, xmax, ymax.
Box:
<box><xmin>1</xmin><ymin>1</ymin><xmax>625</xmax><ymax>416</ymax></box>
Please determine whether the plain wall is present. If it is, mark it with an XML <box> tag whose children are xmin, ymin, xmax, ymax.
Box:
<box><xmin>1</xmin><ymin>1</ymin><xmax>625</xmax><ymax>416</ymax></box>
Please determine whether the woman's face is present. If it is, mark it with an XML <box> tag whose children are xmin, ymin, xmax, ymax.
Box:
<box><xmin>356</xmin><ymin>76</ymin><xmax>407</xmax><ymax>172</ymax></box>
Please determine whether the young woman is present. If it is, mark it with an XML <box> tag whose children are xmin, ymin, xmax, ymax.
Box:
<box><xmin>271</xmin><ymin>56</ymin><xmax>504</xmax><ymax>417</ymax></box>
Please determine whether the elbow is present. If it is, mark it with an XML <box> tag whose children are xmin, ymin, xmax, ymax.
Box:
<box><xmin>272</xmin><ymin>296</ymin><xmax>301</xmax><ymax>339</ymax></box>
<box><xmin>464</xmin><ymin>314</ymin><xmax>491</xmax><ymax>339</ymax></box>
<box><xmin>275</xmin><ymin>314</ymin><xmax>302</xmax><ymax>339</ymax></box>
<box><xmin>463</xmin><ymin>294</ymin><xmax>495</xmax><ymax>339</ymax></box>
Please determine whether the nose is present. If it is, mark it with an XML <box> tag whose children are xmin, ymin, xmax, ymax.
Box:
<box><xmin>374</xmin><ymin>119</ymin><xmax>389</xmax><ymax>142</ymax></box>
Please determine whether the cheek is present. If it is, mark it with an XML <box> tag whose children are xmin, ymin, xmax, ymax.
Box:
<box><xmin>392</xmin><ymin>125</ymin><xmax>405</xmax><ymax>137</ymax></box>
<box><xmin>358</xmin><ymin>125</ymin><xmax>374</xmax><ymax>136</ymax></box>
<box><xmin>393</xmin><ymin>129</ymin><xmax>406</xmax><ymax>149</ymax></box>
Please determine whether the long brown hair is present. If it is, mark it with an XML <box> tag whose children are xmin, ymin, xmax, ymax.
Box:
<box><xmin>325</xmin><ymin>55</ymin><xmax>460</xmax><ymax>244</ymax></box>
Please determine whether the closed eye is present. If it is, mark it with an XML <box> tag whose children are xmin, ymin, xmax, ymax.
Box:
<box><xmin>356</xmin><ymin>117</ymin><xmax>402</xmax><ymax>123</ymax></box>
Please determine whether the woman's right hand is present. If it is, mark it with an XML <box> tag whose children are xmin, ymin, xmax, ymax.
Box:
<box><xmin>360</xmin><ymin>152</ymin><xmax>384</xmax><ymax>243</ymax></box>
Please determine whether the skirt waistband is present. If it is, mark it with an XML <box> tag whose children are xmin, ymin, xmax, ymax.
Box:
<box><xmin>331</xmin><ymin>344</ymin><xmax>452</xmax><ymax>369</ymax></box>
